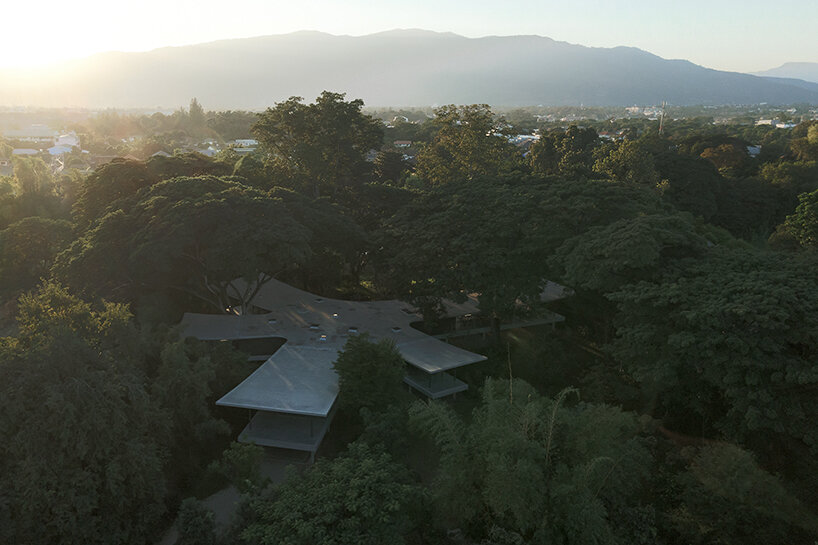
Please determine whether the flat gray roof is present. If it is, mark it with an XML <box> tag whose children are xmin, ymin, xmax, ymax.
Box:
<box><xmin>217</xmin><ymin>345</ymin><xmax>338</xmax><ymax>417</ymax></box>
<box><xmin>397</xmin><ymin>336</ymin><xmax>487</xmax><ymax>373</ymax></box>
<box><xmin>179</xmin><ymin>279</ymin><xmax>489</xmax><ymax>415</ymax></box>
<box><xmin>178</xmin><ymin>313</ymin><xmax>281</xmax><ymax>341</ymax></box>
<box><xmin>179</xmin><ymin>278</ymin><xmax>573</xmax><ymax>415</ymax></box>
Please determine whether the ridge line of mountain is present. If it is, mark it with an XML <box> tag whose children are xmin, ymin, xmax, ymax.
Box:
<box><xmin>2</xmin><ymin>30</ymin><xmax>816</xmax><ymax>109</ymax></box>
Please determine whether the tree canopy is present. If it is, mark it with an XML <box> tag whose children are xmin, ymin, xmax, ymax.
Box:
<box><xmin>72</xmin><ymin>154</ymin><xmax>232</xmax><ymax>230</ymax></box>
<box><xmin>529</xmin><ymin>125</ymin><xmax>600</xmax><ymax>178</ymax></box>
<box><xmin>332</xmin><ymin>333</ymin><xmax>407</xmax><ymax>417</ymax></box>
<box><xmin>0</xmin><ymin>216</ymin><xmax>73</xmax><ymax>294</ymax></box>
<box><xmin>416</xmin><ymin>104</ymin><xmax>519</xmax><ymax>185</ymax></box>
<box><xmin>56</xmin><ymin>176</ymin><xmax>313</xmax><ymax>312</ymax></box>
<box><xmin>375</xmin><ymin>175</ymin><xmax>662</xmax><ymax>320</ymax></box>
<box><xmin>5</xmin><ymin>100</ymin><xmax>818</xmax><ymax>544</ymax></box>
<box><xmin>410</xmin><ymin>379</ymin><xmax>655</xmax><ymax>543</ymax></box>
<box><xmin>609</xmin><ymin>248</ymin><xmax>818</xmax><ymax>451</ymax></box>
<box><xmin>239</xmin><ymin>442</ymin><xmax>420</xmax><ymax>545</ymax></box>
<box><xmin>673</xmin><ymin>443</ymin><xmax>818</xmax><ymax>544</ymax></box>
<box><xmin>0</xmin><ymin>284</ymin><xmax>167</xmax><ymax>545</ymax></box>
<box><xmin>253</xmin><ymin>91</ymin><xmax>384</xmax><ymax>199</ymax></box>
<box><xmin>773</xmin><ymin>187</ymin><xmax>818</xmax><ymax>248</ymax></box>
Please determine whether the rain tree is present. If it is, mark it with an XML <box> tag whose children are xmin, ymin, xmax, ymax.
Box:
<box><xmin>374</xmin><ymin>176</ymin><xmax>547</xmax><ymax>322</ymax></box>
<box><xmin>0</xmin><ymin>216</ymin><xmax>73</xmax><ymax>294</ymax></box>
<box><xmin>375</xmin><ymin>176</ymin><xmax>662</xmax><ymax>324</ymax></box>
<box><xmin>268</xmin><ymin>187</ymin><xmax>367</xmax><ymax>292</ymax></box>
<box><xmin>72</xmin><ymin>154</ymin><xmax>233</xmax><ymax>230</ymax></box>
<box><xmin>56</xmin><ymin>176</ymin><xmax>312</xmax><ymax>313</ymax></box>
<box><xmin>529</xmin><ymin>125</ymin><xmax>600</xmax><ymax>178</ymax></box>
<box><xmin>592</xmin><ymin>140</ymin><xmax>660</xmax><ymax>185</ymax></box>
<box><xmin>553</xmin><ymin>213</ymin><xmax>712</xmax><ymax>295</ymax></box>
<box><xmin>609</xmin><ymin>248</ymin><xmax>818</xmax><ymax>453</ymax></box>
<box><xmin>672</xmin><ymin>443</ymin><xmax>818</xmax><ymax>544</ymax></box>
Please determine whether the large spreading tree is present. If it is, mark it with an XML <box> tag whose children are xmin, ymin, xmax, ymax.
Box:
<box><xmin>252</xmin><ymin>91</ymin><xmax>384</xmax><ymax>199</ymax></box>
<box><xmin>0</xmin><ymin>216</ymin><xmax>73</xmax><ymax>294</ymax></box>
<box><xmin>55</xmin><ymin>176</ymin><xmax>313</xmax><ymax>313</ymax></box>
<box><xmin>375</xmin><ymin>175</ymin><xmax>663</xmax><ymax>324</ymax></box>
<box><xmin>609</xmin><ymin>248</ymin><xmax>818</xmax><ymax>455</ymax></box>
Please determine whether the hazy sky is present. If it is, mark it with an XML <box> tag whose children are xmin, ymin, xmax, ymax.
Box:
<box><xmin>3</xmin><ymin>0</ymin><xmax>816</xmax><ymax>72</ymax></box>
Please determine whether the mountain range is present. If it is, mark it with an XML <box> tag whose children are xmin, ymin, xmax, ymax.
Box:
<box><xmin>2</xmin><ymin>30</ymin><xmax>817</xmax><ymax>109</ymax></box>
<box><xmin>754</xmin><ymin>62</ymin><xmax>818</xmax><ymax>85</ymax></box>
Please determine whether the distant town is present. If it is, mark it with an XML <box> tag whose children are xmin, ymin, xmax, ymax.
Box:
<box><xmin>2</xmin><ymin>102</ymin><xmax>817</xmax><ymax>180</ymax></box>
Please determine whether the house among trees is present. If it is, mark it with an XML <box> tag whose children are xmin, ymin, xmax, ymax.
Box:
<box><xmin>47</xmin><ymin>145</ymin><xmax>73</xmax><ymax>156</ymax></box>
<box><xmin>180</xmin><ymin>279</ymin><xmax>565</xmax><ymax>460</ymax></box>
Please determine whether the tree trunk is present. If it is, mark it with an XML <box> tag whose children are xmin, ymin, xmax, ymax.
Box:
<box><xmin>491</xmin><ymin>313</ymin><xmax>502</xmax><ymax>344</ymax></box>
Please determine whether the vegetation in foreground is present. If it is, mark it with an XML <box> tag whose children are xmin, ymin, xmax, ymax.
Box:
<box><xmin>1</xmin><ymin>92</ymin><xmax>818</xmax><ymax>544</ymax></box>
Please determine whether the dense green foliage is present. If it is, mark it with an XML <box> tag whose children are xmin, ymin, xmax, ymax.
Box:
<box><xmin>416</xmin><ymin>104</ymin><xmax>520</xmax><ymax>184</ymax></box>
<box><xmin>774</xmin><ymin>187</ymin><xmax>818</xmax><ymax>248</ymax></box>
<box><xmin>176</xmin><ymin>498</ymin><xmax>217</xmax><ymax>545</ymax></box>
<box><xmin>253</xmin><ymin>91</ymin><xmax>383</xmax><ymax>198</ymax></box>
<box><xmin>375</xmin><ymin>176</ymin><xmax>662</xmax><ymax>323</ymax></box>
<box><xmin>410</xmin><ymin>380</ymin><xmax>655</xmax><ymax>543</ymax></box>
<box><xmin>530</xmin><ymin>125</ymin><xmax>599</xmax><ymax>178</ymax></box>
<box><xmin>239</xmin><ymin>442</ymin><xmax>420</xmax><ymax>545</ymax></box>
<box><xmin>672</xmin><ymin>443</ymin><xmax>818</xmax><ymax>544</ymax></box>
<box><xmin>0</xmin><ymin>284</ymin><xmax>167</xmax><ymax>544</ymax></box>
<box><xmin>71</xmin><ymin>154</ymin><xmax>232</xmax><ymax>230</ymax></box>
<box><xmin>333</xmin><ymin>333</ymin><xmax>407</xmax><ymax>417</ymax></box>
<box><xmin>0</xmin><ymin>216</ymin><xmax>73</xmax><ymax>293</ymax></box>
<box><xmin>208</xmin><ymin>442</ymin><xmax>267</xmax><ymax>494</ymax></box>
<box><xmin>0</xmin><ymin>283</ymin><xmax>252</xmax><ymax>544</ymax></box>
<box><xmin>3</xmin><ymin>97</ymin><xmax>818</xmax><ymax>544</ymax></box>
<box><xmin>610</xmin><ymin>248</ymin><xmax>818</xmax><ymax>449</ymax></box>
<box><xmin>56</xmin><ymin>176</ymin><xmax>365</xmax><ymax>312</ymax></box>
